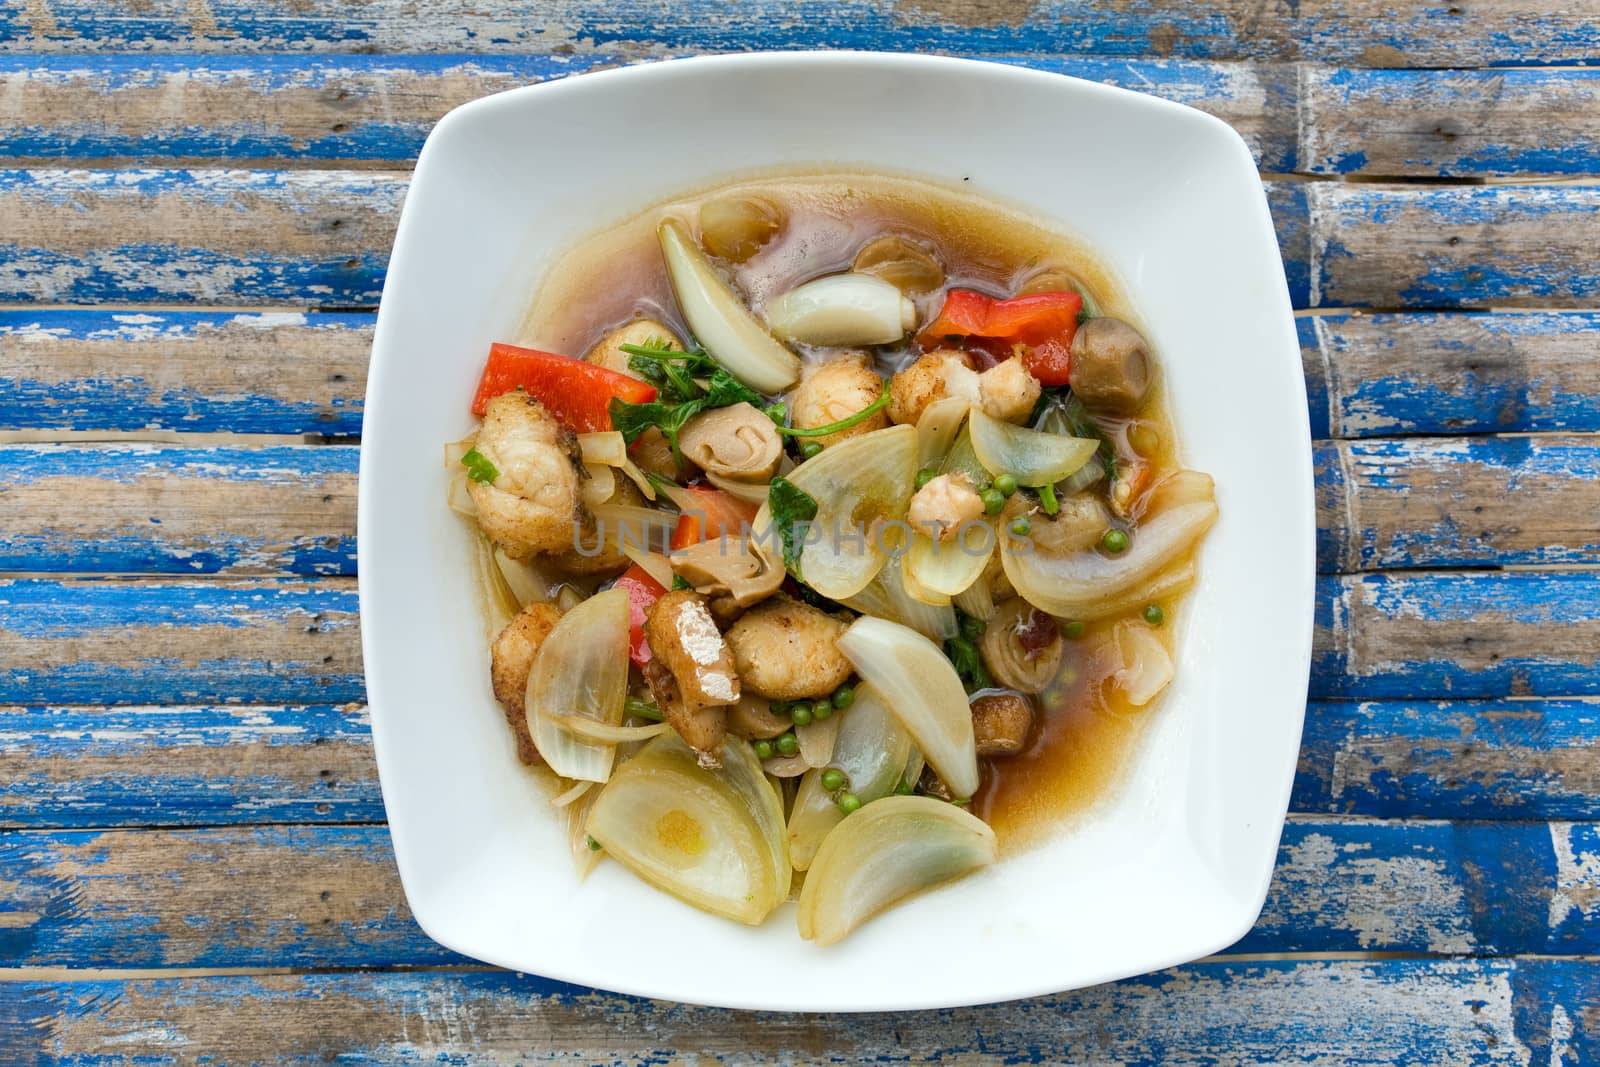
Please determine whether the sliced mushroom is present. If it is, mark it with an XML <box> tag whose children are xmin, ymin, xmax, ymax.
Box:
<box><xmin>1069</xmin><ymin>317</ymin><xmax>1152</xmax><ymax>413</ymax></box>
<box><xmin>678</xmin><ymin>402</ymin><xmax>783</xmax><ymax>482</ymax></box>
<box><xmin>979</xmin><ymin>598</ymin><xmax>1064</xmax><ymax>695</ymax></box>
<box><xmin>971</xmin><ymin>692</ymin><xmax>1034</xmax><ymax>756</ymax></box>
<box><xmin>726</xmin><ymin>692</ymin><xmax>792</xmax><ymax>740</ymax></box>
<box><xmin>671</xmin><ymin>535</ymin><xmax>785</xmax><ymax>608</ymax></box>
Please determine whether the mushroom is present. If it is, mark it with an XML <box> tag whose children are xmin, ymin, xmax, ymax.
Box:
<box><xmin>979</xmin><ymin>597</ymin><xmax>1064</xmax><ymax>695</ymax></box>
<box><xmin>670</xmin><ymin>535</ymin><xmax>784</xmax><ymax>608</ymax></box>
<box><xmin>678</xmin><ymin>402</ymin><xmax>783</xmax><ymax>482</ymax></box>
<box><xmin>970</xmin><ymin>692</ymin><xmax>1034</xmax><ymax>756</ymax></box>
<box><xmin>1069</xmin><ymin>317</ymin><xmax>1152</xmax><ymax>413</ymax></box>
<box><xmin>853</xmin><ymin>234</ymin><xmax>945</xmax><ymax>295</ymax></box>
<box><xmin>726</xmin><ymin>692</ymin><xmax>792</xmax><ymax>740</ymax></box>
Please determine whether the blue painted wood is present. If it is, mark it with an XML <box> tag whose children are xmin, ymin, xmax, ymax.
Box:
<box><xmin>0</xmin><ymin>705</ymin><xmax>381</xmax><ymax>827</ymax></box>
<box><xmin>0</xmin><ymin>310</ymin><xmax>371</xmax><ymax>435</ymax></box>
<box><xmin>0</xmin><ymin>821</ymin><xmax>1592</xmax><ymax>968</ymax></box>
<box><xmin>1297</xmin><ymin>700</ymin><xmax>1600</xmax><ymax>820</ymax></box>
<box><xmin>0</xmin><ymin>578</ymin><xmax>363</xmax><ymax>705</ymax></box>
<box><xmin>0</xmin><ymin>444</ymin><xmax>357</xmax><ymax>575</ymax></box>
<box><xmin>0</xmin><ymin>960</ymin><xmax>1591</xmax><ymax>1061</ymax></box>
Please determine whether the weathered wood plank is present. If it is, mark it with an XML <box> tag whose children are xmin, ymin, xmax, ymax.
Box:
<box><xmin>0</xmin><ymin>310</ymin><xmax>370</xmax><ymax>435</ymax></box>
<box><xmin>9</xmin><ymin>310</ymin><xmax>1597</xmax><ymax>438</ymax></box>
<box><xmin>0</xmin><ymin>0</ymin><xmax>1594</xmax><ymax>66</ymax></box>
<box><xmin>0</xmin><ymin>578</ymin><xmax>362</xmax><ymax>705</ymax></box>
<box><xmin>5</xmin><ymin>573</ymin><xmax>1597</xmax><ymax>705</ymax></box>
<box><xmin>1301</xmin><ymin>312</ymin><xmax>1600</xmax><ymax>438</ymax></box>
<box><xmin>0</xmin><ymin>169</ymin><xmax>403</xmax><ymax>306</ymax></box>
<box><xmin>1314</xmin><ymin>572</ymin><xmax>1600</xmax><ymax>700</ymax></box>
<box><xmin>0</xmin><ymin>821</ymin><xmax>1593</xmax><ymax>968</ymax></box>
<box><xmin>0</xmin><ymin>54</ymin><xmax>1299</xmax><ymax>172</ymax></box>
<box><xmin>1</xmin><ymin>172</ymin><xmax>1594</xmax><ymax>309</ymax></box>
<box><xmin>0</xmin><ymin>704</ymin><xmax>380</xmax><ymax>828</ymax></box>
<box><xmin>1297</xmin><ymin>700</ymin><xmax>1600</xmax><ymax>820</ymax></box>
<box><xmin>0</xmin><ymin>444</ymin><xmax>356</xmax><ymax>576</ymax></box>
<box><xmin>1300</xmin><ymin>183</ymin><xmax>1600</xmax><ymax>309</ymax></box>
<box><xmin>0</xmin><ymin>960</ymin><xmax>1593</xmax><ymax>1062</ymax></box>
<box><xmin>1299</xmin><ymin>67</ymin><xmax>1600</xmax><ymax>177</ymax></box>
<box><xmin>1315</xmin><ymin>436</ymin><xmax>1600</xmax><ymax>572</ymax></box>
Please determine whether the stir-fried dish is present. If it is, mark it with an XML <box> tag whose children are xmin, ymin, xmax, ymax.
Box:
<box><xmin>445</xmin><ymin>174</ymin><xmax>1218</xmax><ymax>944</ymax></box>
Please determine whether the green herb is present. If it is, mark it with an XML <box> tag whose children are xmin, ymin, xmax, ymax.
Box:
<box><xmin>671</xmin><ymin>574</ymin><xmax>692</xmax><ymax>591</ymax></box>
<box><xmin>609</xmin><ymin>342</ymin><xmax>769</xmax><ymax>464</ymax></box>
<box><xmin>948</xmin><ymin>797</ymin><xmax>972</xmax><ymax>807</ymax></box>
<box><xmin>775</xmin><ymin>382</ymin><xmax>891</xmax><ymax>438</ymax></box>
<box><xmin>586</xmin><ymin>835</ymin><xmax>602</xmax><ymax>851</ymax></box>
<box><xmin>915</xmin><ymin>468</ymin><xmax>936</xmax><ymax>490</ymax></box>
<box><xmin>944</xmin><ymin>634</ymin><xmax>992</xmax><ymax>693</ymax></box>
<box><xmin>1055</xmin><ymin>391</ymin><xmax>1118</xmax><ymax>483</ymax></box>
<box><xmin>800</xmin><ymin>441</ymin><xmax>822</xmax><ymax>460</ymax></box>
<box><xmin>625</xmin><ymin>696</ymin><xmax>664</xmax><ymax>722</ymax></box>
<box><xmin>1062</xmin><ymin>620</ymin><xmax>1086</xmax><ymax>639</ymax></box>
<box><xmin>1037</xmin><ymin>482</ymin><xmax>1059</xmax><ymax>515</ymax></box>
<box><xmin>958</xmin><ymin>612</ymin><xmax>986</xmax><ymax>643</ymax></box>
<box><xmin>768</xmin><ymin>476</ymin><xmax>819</xmax><ymax>574</ymax></box>
<box><xmin>460</xmin><ymin>447</ymin><xmax>499</xmax><ymax>484</ymax></box>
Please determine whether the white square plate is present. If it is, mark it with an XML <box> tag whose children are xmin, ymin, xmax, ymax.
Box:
<box><xmin>359</xmin><ymin>52</ymin><xmax>1314</xmax><ymax>1011</ymax></box>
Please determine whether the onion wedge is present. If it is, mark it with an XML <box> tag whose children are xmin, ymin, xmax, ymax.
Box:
<box><xmin>577</xmin><ymin>430</ymin><xmax>628</xmax><ymax>468</ymax></box>
<box><xmin>915</xmin><ymin>395</ymin><xmax>970</xmax><ymax>470</ymax></box>
<box><xmin>658</xmin><ymin>218</ymin><xmax>799</xmax><ymax>394</ymax></box>
<box><xmin>797</xmin><ymin>795</ymin><xmax>997</xmax><ymax>945</ymax></box>
<box><xmin>835</xmin><ymin>616</ymin><xmax>979</xmax><ymax>797</ymax></box>
<box><xmin>904</xmin><ymin>524</ymin><xmax>991</xmax><ymax>599</ymax></box>
<box><xmin>587</xmin><ymin>734</ymin><xmax>789</xmax><ymax>924</ymax></box>
<box><xmin>765</xmin><ymin>272</ymin><xmax>917</xmax><ymax>346</ymax></box>
<box><xmin>524</xmin><ymin>587</ymin><xmax>629</xmax><ymax>782</ymax></box>
<box><xmin>969</xmin><ymin>407</ymin><xmax>1098</xmax><ymax>487</ymax></box>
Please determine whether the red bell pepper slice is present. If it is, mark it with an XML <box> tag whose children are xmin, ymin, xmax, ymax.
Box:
<box><xmin>669</xmin><ymin>486</ymin><xmax>759</xmax><ymax>550</ymax></box>
<box><xmin>612</xmin><ymin>563</ymin><xmax>668</xmax><ymax>667</ymax></box>
<box><xmin>917</xmin><ymin>289</ymin><xmax>1083</xmax><ymax>386</ymax></box>
<box><xmin>470</xmin><ymin>342</ymin><xmax>657</xmax><ymax>432</ymax></box>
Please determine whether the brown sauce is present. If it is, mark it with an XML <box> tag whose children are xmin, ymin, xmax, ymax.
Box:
<box><xmin>518</xmin><ymin>171</ymin><xmax>1190</xmax><ymax>852</ymax></box>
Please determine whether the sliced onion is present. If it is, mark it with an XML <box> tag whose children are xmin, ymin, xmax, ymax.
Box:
<box><xmin>1002</xmin><ymin>474</ymin><xmax>1217</xmax><ymax>619</ymax></box>
<box><xmin>587</xmin><ymin>733</ymin><xmax>789</xmax><ymax>923</ymax></box>
<box><xmin>777</xmin><ymin>423</ymin><xmax>918</xmax><ymax>599</ymax></box>
<box><xmin>916</xmin><ymin>395</ymin><xmax>970</xmax><ymax>470</ymax></box>
<box><xmin>841</xmin><ymin>556</ymin><xmax>958</xmax><ymax>641</ymax></box>
<box><xmin>897</xmin><ymin>553</ymin><xmax>952</xmax><ymax>607</ymax></box>
<box><xmin>567</xmin><ymin>787</ymin><xmax>604</xmax><ymax>879</ymax></box>
<box><xmin>446</xmin><ymin>472</ymin><xmax>479</xmax><ymax>517</ymax></box>
<box><xmin>494</xmin><ymin>548</ymin><xmax>552</xmax><ymax>607</ymax></box>
<box><xmin>905</xmin><ymin>525</ymin><xmax>991</xmax><ymax>599</ymax></box>
<box><xmin>796</xmin><ymin>714</ymin><xmax>840</xmax><ymax>768</ymax></box>
<box><xmin>900</xmin><ymin>744</ymin><xmax>925</xmax><ymax>792</ymax></box>
<box><xmin>550</xmin><ymin>779</ymin><xmax>594</xmax><ymax>808</ymax></box>
<box><xmin>620</xmin><ymin>543</ymin><xmax>675</xmax><ymax>590</ymax></box>
<box><xmin>592</xmin><ymin>503</ymin><xmax>679</xmax><ymax>554</ymax></box>
<box><xmin>1064</xmin><ymin>558</ymin><xmax>1197</xmax><ymax>620</ymax></box>
<box><xmin>1113</xmin><ymin>621</ymin><xmax>1175</xmax><ymax>706</ymax></box>
<box><xmin>936</xmin><ymin>424</ymin><xmax>987</xmax><ymax>485</ymax></box>
<box><xmin>953</xmin><ymin>571</ymin><xmax>996</xmax><ymax>622</ymax></box>
<box><xmin>525</xmin><ymin>587</ymin><xmax>629</xmax><ymax>782</ymax></box>
<box><xmin>1058</xmin><ymin>453</ymin><xmax>1106</xmax><ymax>496</ymax></box>
<box><xmin>705</xmin><ymin>470</ymin><xmax>772</xmax><ymax>505</ymax></box>
<box><xmin>556</xmin><ymin>584</ymin><xmax>584</xmax><ymax>613</ymax></box>
<box><xmin>969</xmin><ymin>407</ymin><xmax>1098</xmax><ymax>487</ymax></box>
<box><xmin>765</xmin><ymin>272</ymin><xmax>917</xmax><ymax>347</ymax></box>
<box><xmin>577</xmin><ymin>431</ymin><xmax>628</xmax><ymax>468</ymax></box>
<box><xmin>618</xmin><ymin>457</ymin><xmax>657</xmax><ymax>501</ymax></box>
<box><xmin>581</xmin><ymin>462</ymin><xmax>616</xmax><ymax>507</ymax></box>
<box><xmin>786</xmin><ymin>684</ymin><xmax>913</xmax><ymax>870</ymax></box>
<box><xmin>475</xmin><ymin>529</ymin><xmax>519</xmax><ymax>633</ymax></box>
<box><xmin>835</xmin><ymin>616</ymin><xmax>979</xmax><ymax>797</ymax></box>
<box><xmin>658</xmin><ymin>218</ymin><xmax>799</xmax><ymax>394</ymax></box>
<box><xmin>443</xmin><ymin>436</ymin><xmax>476</xmax><ymax>468</ymax></box>
<box><xmin>762</xmin><ymin>754</ymin><xmax>812</xmax><ymax>778</ymax></box>
<box><xmin>547</xmin><ymin>715</ymin><xmax>673</xmax><ymax>745</ymax></box>
<box><xmin>796</xmin><ymin>795</ymin><xmax>997</xmax><ymax>945</ymax></box>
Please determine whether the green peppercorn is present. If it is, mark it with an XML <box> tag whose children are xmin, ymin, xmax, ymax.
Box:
<box><xmin>837</xmin><ymin>792</ymin><xmax>862</xmax><ymax>814</ymax></box>
<box><xmin>790</xmin><ymin>703</ymin><xmax>814</xmax><ymax>727</ymax></box>
<box><xmin>820</xmin><ymin>768</ymin><xmax>847</xmax><ymax>792</ymax></box>
<box><xmin>1101</xmin><ymin>528</ymin><xmax>1130</xmax><ymax>554</ymax></box>
<box><xmin>894</xmin><ymin>781</ymin><xmax>915</xmax><ymax>795</ymax></box>
<box><xmin>1144</xmin><ymin>604</ymin><xmax>1165</xmax><ymax>626</ymax></box>
<box><xmin>1062</xmin><ymin>619</ymin><xmax>1086</xmax><ymax>639</ymax></box>
<box><xmin>752</xmin><ymin>739</ymin><xmax>774</xmax><ymax>761</ymax></box>
<box><xmin>811</xmin><ymin>701</ymin><xmax>832</xmax><ymax>721</ymax></box>
<box><xmin>800</xmin><ymin>441</ymin><xmax>823</xmax><ymax>460</ymax></box>
<box><xmin>775</xmin><ymin>732</ymin><xmax>799</xmax><ymax>757</ymax></box>
<box><xmin>994</xmin><ymin>473</ymin><xmax>1019</xmax><ymax>497</ymax></box>
<box><xmin>915</xmin><ymin>468</ymin><xmax>936</xmax><ymax>490</ymax></box>
<box><xmin>981</xmin><ymin>487</ymin><xmax>1005</xmax><ymax>515</ymax></box>
<box><xmin>832</xmin><ymin>684</ymin><xmax>855</xmax><ymax>710</ymax></box>
<box><xmin>1009</xmin><ymin>516</ymin><xmax>1032</xmax><ymax>537</ymax></box>
<box><xmin>586</xmin><ymin>836</ymin><xmax>602</xmax><ymax>852</ymax></box>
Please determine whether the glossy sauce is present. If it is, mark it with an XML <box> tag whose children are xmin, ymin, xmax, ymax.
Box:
<box><xmin>519</xmin><ymin>171</ymin><xmax>1188</xmax><ymax>851</ymax></box>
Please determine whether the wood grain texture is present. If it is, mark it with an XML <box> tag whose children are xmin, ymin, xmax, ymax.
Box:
<box><xmin>1315</xmin><ymin>436</ymin><xmax>1600</xmax><ymax>572</ymax></box>
<box><xmin>0</xmin><ymin>704</ymin><xmax>379</xmax><ymax>827</ymax></box>
<box><xmin>0</xmin><ymin>960</ymin><xmax>1594</xmax><ymax>1063</ymax></box>
<box><xmin>2</xmin><ymin>172</ymin><xmax>1598</xmax><ymax>309</ymax></box>
<box><xmin>0</xmin><ymin>820</ymin><xmax>1593</xmax><ymax>968</ymax></box>
<box><xmin>9</xmin><ymin>310</ymin><xmax>1598</xmax><ymax>439</ymax></box>
<box><xmin>0</xmin><ymin>0</ymin><xmax>1595</xmax><ymax>66</ymax></box>
<box><xmin>0</xmin><ymin>310</ymin><xmax>370</xmax><ymax>435</ymax></box>
<box><xmin>4</xmin><ymin>572</ymin><xmax>1598</xmax><ymax>704</ymax></box>
<box><xmin>1299</xmin><ymin>67</ymin><xmax>1600</xmax><ymax>177</ymax></box>
<box><xmin>0</xmin><ymin>578</ymin><xmax>362</xmax><ymax>705</ymax></box>
<box><xmin>1302</xmin><ymin>312</ymin><xmax>1600</xmax><ymax>439</ymax></box>
<box><xmin>1297</xmin><ymin>700</ymin><xmax>1600</xmax><ymax>820</ymax></box>
<box><xmin>0</xmin><ymin>444</ymin><xmax>356</xmax><ymax>575</ymax></box>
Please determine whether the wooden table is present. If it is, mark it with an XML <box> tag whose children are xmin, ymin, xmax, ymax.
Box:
<box><xmin>1</xmin><ymin>4</ymin><xmax>1598</xmax><ymax>1062</ymax></box>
